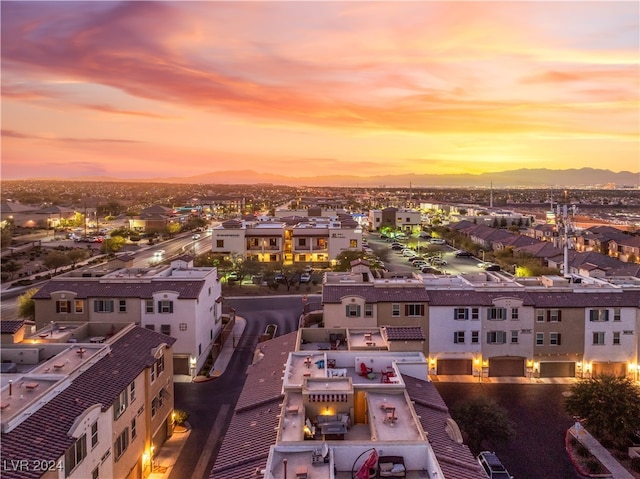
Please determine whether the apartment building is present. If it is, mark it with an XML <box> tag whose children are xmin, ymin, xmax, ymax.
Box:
<box><xmin>320</xmin><ymin>262</ymin><xmax>640</xmax><ymax>381</ymax></box>
<box><xmin>31</xmin><ymin>256</ymin><xmax>222</xmax><ymax>376</ymax></box>
<box><xmin>368</xmin><ymin>207</ymin><xmax>422</xmax><ymax>233</ymax></box>
<box><xmin>211</xmin><ymin>217</ymin><xmax>363</xmax><ymax>266</ymax></box>
<box><xmin>211</xmin><ymin>331</ymin><xmax>486</xmax><ymax>479</ymax></box>
<box><xmin>0</xmin><ymin>324</ymin><xmax>175</xmax><ymax>479</ymax></box>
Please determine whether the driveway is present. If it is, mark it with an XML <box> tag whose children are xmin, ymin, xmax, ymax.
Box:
<box><xmin>434</xmin><ymin>382</ymin><xmax>582</xmax><ymax>479</ymax></box>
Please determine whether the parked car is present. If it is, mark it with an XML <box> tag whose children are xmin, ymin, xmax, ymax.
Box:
<box><xmin>477</xmin><ymin>451</ymin><xmax>513</xmax><ymax>479</ymax></box>
<box><xmin>484</xmin><ymin>263</ymin><xmax>501</xmax><ymax>271</ymax></box>
<box><xmin>304</xmin><ymin>265</ymin><xmax>313</xmax><ymax>273</ymax></box>
<box><xmin>455</xmin><ymin>250</ymin><xmax>474</xmax><ymax>257</ymax></box>
<box><xmin>420</xmin><ymin>266</ymin><xmax>441</xmax><ymax>274</ymax></box>
<box><xmin>228</xmin><ymin>272</ymin><xmax>239</xmax><ymax>282</ymax></box>
<box><xmin>418</xmin><ymin>232</ymin><xmax>432</xmax><ymax>239</ymax></box>
<box><xmin>274</xmin><ymin>272</ymin><xmax>286</xmax><ymax>283</ymax></box>
<box><xmin>300</xmin><ymin>273</ymin><xmax>311</xmax><ymax>283</ymax></box>
<box><xmin>380</xmin><ymin>234</ymin><xmax>389</xmax><ymax>240</ymax></box>
<box><xmin>413</xmin><ymin>261</ymin><xmax>428</xmax><ymax>268</ymax></box>
<box><xmin>391</xmin><ymin>245</ymin><xmax>403</xmax><ymax>251</ymax></box>
<box><xmin>430</xmin><ymin>238</ymin><xmax>446</xmax><ymax>244</ymax></box>
<box><xmin>192</xmin><ymin>234</ymin><xmax>201</xmax><ymax>240</ymax></box>
<box><xmin>430</xmin><ymin>258</ymin><xmax>447</xmax><ymax>266</ymax></box>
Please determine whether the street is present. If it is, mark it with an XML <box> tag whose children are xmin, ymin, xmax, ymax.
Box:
<box><xmin>170</xmin><ymin>295</ymin><xmax>312</xmax><ymax>479</ymax></box>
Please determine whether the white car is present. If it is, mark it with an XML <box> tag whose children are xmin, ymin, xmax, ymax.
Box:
<box><xmin>300</xmin><ymin>273</ymin><xmax>311</xmax><ymax>283</ymax></box>
<box><xmin>402</xmin><ymin>249</ymin><xmax>417</xmax><ymax>257</ymax></box>
<box><xmin>192</xmin><ymin>234</ymin><xmax>201</xmax><ymax>240</ymax></box>
<box><xmin>153</xmin><ymin>250</ymin><xmax>165</xmax><ymax>257</ymax></box>
<box><xmin>431</xmin><ymin>258</ymin><xmax>447</xmax><ymax>266</ymax></box>
<box><xmin>430</xmin><ymin>238</ymin><xmax>446</xmax><ymax>245</ymax></box>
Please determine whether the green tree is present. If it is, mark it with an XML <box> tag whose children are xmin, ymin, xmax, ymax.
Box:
<box><xmin>17</xmin><ymin>288</ymin><xmax>38</xmax><ymax>320</ymax></box>
<box><xmin>565</xmin><ymin>374</ymin><xmax>640</xmax><ymax>449</ymax></box>
<box><xmin>102</xmin><ymin>235</ymin><xmax>126</xmax><ymax>253</ymax></box>
<box><xmin>43</xmin><ymin>251</ymin><xmax>71</xmax><ymax>274</ymax></box>
<box><xmin>166</xmin><ymin>222</ymin><xmax>181</xmax><ymax>238</ymax></box>
<box><xmin>3</xmin><ymin>260</ymin><xmax>21</xmax><ymax>279</ymax></box>
<box><xmin>1</xmin><ymin>227</ymin><xmax>13</xmax><ymax>249</ymax></box>
<box><xmin>67</xmin><ymin>248</ymin><xmax>90</xmax><ymax>267</ymax></box>
<box><xmin>332</xmin><ymin>250</ymin><xmax>366</xmax><ymax>272</ymax></box>
<box><xmin>451</xmin><ymin>396</ymin><xmax>515</xmax><ymax>454</ymax></box>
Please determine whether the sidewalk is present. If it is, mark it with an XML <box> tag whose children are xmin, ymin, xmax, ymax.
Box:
<box><xmin>570</xmin><ymin>424</ymin><xmax>635</xmax><ymax>479</ymax></box>
<box><xmin>148</xmin><ymin>316</ymin><xmax>247</xmax><ymax>479</ymax></box>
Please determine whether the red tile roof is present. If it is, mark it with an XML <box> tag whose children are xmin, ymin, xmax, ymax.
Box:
<box><xmin>385</xmin><ymin>326</ymin><xmax>425</xmax><ymax>341</ymax></box>
<box><xmin>211</xmin><ymin>333</ymin><xmax>297</xmax><ymax>478</ymax></box>
<box><xmin>0</xmin><ymin>327</ymin><xmax>176</xmax><ymax>479</ymax></box>
<box><xmin>33</xmin><ymin>279</ymin><xmax>205</xmax><ymax>300</ymax></box>
<box><xmin>1</xmin><ymin>320</ymin><xmax>25</xmax><ymax>334</ymax></box>
<box><xmin>322</xmin><ymin>285</ymin><xmax>430</xmax><ymax>303</ymax></box>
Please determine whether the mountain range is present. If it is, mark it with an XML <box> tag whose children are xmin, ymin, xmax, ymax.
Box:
<box><xmin>23</xmin><ymin>168</ymin><xmax>640</xmax><ymax>188</ymax></box>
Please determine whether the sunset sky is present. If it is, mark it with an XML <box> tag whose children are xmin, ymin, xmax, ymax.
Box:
<box><xmin>2</xmin><ymin>1</ymin><xmax>638</xmax><ymax>180</ymax></box>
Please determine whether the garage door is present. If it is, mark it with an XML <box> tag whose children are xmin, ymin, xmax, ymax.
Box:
<box><xmin>437</xmin><ymin>359</ymin><xmax>472</xmax><ymax>375</ymax></box>
<box><xmin>173</xmin><ymin>356</ymin><xmax>190</xmax><ymax>376</ymax></box>
<box><xmin>489</xmin><ymin>357</ymin><xmax>525</xmax><ymax>377</ymax></box>
<box><xmin>592</xmin><ymin>362</ymin><xmax>626</xmax><ymax>377</ymax></box>
<box><xmin>540</xmin><ymin>362</ymin><xmax>575</xmax><ymax>378</ymax></box>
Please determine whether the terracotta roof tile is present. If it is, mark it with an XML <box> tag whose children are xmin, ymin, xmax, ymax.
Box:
<box><xmin>385</xmin><ymin>327</ymin><xmax>425</xmax><ymax>341</ymax></box>
<box><xmin>1</xmin><ymin>320</ymin><xmax>24</xmax><ymax>334</ymax></box>
<box><xmin>33</xmin><ymin>280</ymin><xmax>205</xmax><ymax>300</ymax></box>
<box><xmin>0</xmin><ymin>327</ymin><xmax>175</xmax><ymax>479</ymax></box>
<box><xmin>322</xmin><ymin>285</ymin><xmax>430</xmax><ymax>303</ymax></box>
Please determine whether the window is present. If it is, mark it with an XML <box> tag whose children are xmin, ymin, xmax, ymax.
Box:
<box><xmin>613</xmin><ymin>308</ymin><xmax>621</xmax><ymax>321</ymax></box>
<box><xmin>486</xmin><ymin>331</ymin><xmax>507</xmax><ymax>344</ymax></box>
<box><xmin>392</xmin><ymin>304</ymin><xmax>400</xmax><ymax>317</ymax></box>
<box><xmin>454</xmin><ymin>308</ymin><xmax>469</xmax><ymax>320</ymax></box>
<box><xmin>114</xmin><ymin>428</ymin><xmax>129</xmax><ymax>462</ymax></box>
<box><xmin>405</xmin><ymin>304</ymin><xmax>425</xmax><ymax>316</ymax></box>
<box><xmin>511</xmin><ymin>308</ymin><xmax>519</xmax><ymax>320</ymax></box>
<box><xmin>269</xmin><ymin>238</ymin><xmax>277</xmax><ymax>247</ymax></box>
<box><xmin>511</xmin><ymin>330</ymin><xmax>519</xmax><ymax>343</ymax></box>
<box><xmin>270</xmin><ymin>254</ymin><xmax>277</xmax><ymax>261</ymax></box>
<box><xmin>549</xmin><ymin>309</ymin><xmax>561</xmax><ymax>322</ymax></box>
<box><xmin>471</xmin><ymin>308</ymin><xmax>480</xmax><ymax>320</ymax></box>
<box><xmin>74</xmin><ymin>300</ymin><xmax>84</xmax><ymax>313</ymax></box>
<box><xmin>145</xmin><ymin>324</ymin><xmax>155</xmax><ymax>331</ymax></box>
<box><xmin>158</xmin><ymin>300</ymin><xmax>174</xmax><ymax>314</ymax></box>
<box><xmin>349</xmin><ymin>239</ymin><xmax>358</xmax><ymax>248</ymax></box>
<box><xmin>454</xmin><ymin>331</ymin><xmax>465</xmax><ymax>344</ymax></box>
<box><xmin>198</xmin><ymin>344</ymin><xmax>202</xmax><ymax>355</ymax></box>
<box><xmin>364</xmin><ymin>304</ymin><xmax>373</xmax><ymax>317</ymax></box>
<box><xmin>536</xmin><ymin>333</ymin><xmax>544</xmax><ymax>345</ymax></box>
<box><xmin>592</xmin><ymin>332</ymin><xmax>605</xmax><ymax>345</ymax></box>
<box><xmin>131</xmin><ymin>418</ymin><xmax>137</xmax><ymax>439</ymax></box>
<box><xmin>118</xmin><ymin>300</ymin><xmax>127</xmax><ymax>313</ymax></box>
<box><xmin>613</xmin><ymin>332</ymin><xmax>621</xmax><ymax>345</ymax></box>
<box><xmin>345</xmin><ymin>304</ymin><xmax>361</xmax><ymax>317</ymax></box>
<box><xmin>145</xmin><ymin>300</ymin><xmax>154</xmax><ymax>313</ymax></box>
<box><xmin>114</xmin><ymin>390</ymin><xmax>128</xmax><ymax>420</ymax></box>
<box><xmin>487</xmin><ymin>307</ymin><xmax>506</xmax><ymax>320</ymax></box>
<box><xmin>151</xmin><ymin>363</ymin><xmax>156</xmax><ymax>382</ymax></box>
<box><xmin>65</xmin><ymin>434</ymin><xmax>87</xmax><ymax>476</ymax></box>
<box><xmin>216</xmin><ymin>239</ymin><xmax>224</xmax><ymax>248</ymax></box>
<box><xmin>179</xmin><ymin>323</ymin><xmax>187</xmax><ymax>331</ymax></box>
<box><xmin>160</xmin><ymin>324</ymin><xmax>171</xmax><ymax>336</ymax></box>
<box><xmin>249</xmin><ymin>238</ymin><xmax>259</xmax><ymax>247</ymax></box>
<box><xmin>299</xmin><ymin>238</ymin><xmax>307</xmax><ymax>247</ymax></box>
<box><xmin>129</xmin><ymin>381</ymin><xmax>135</xmax><ymax>402</ymax></box>
<box><xmin>536</xmin><ymin>310</ymin><xmax>545</xmax><ymax>322</ymax></box>
<box><xmin>91</xmin><ymin>421</ymin><xmax>98</xmax><ymax>448</ymax></box>
<box><xmin>589</xmin><ymin>309</ymin><xmax>609</xmax><ymax>322</ymax></box>
<box><xmin>157</xmin><ymin>356</ymin><xmax>164</xmax><ymax>375</ymax></box>
<box><xmin>94</xmin><ymin>300</ymin><xmax>114</xmax><ymax>313</ymax></box>
<box><xmin>56</xmin><ymin>300</ymin><xmax>71</xmax><ymax>313</ymax></box>
<box><xmin>471</xmin><ymin>331</ymin><xmax>479</xmax><ymax>344</ymax></box>
<box><xmin>549</xmin><ymin>332</ymin><xmax>561</xmax><ymax>345</ymax></box>
<box><xmin>92</xmin><ymin>466</ymin><xmax>99</xmax><ymax>479</ymax></box>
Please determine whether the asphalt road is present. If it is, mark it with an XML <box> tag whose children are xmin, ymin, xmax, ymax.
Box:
<box><xmin>434</xmin><ymin>382</ymin><xmax>582</xmax><ymax>479</ymax></box>
<box><xmin>170</xmin><ymin>295</ymin><xmax>316</xmax><ymax>479</ymax></box>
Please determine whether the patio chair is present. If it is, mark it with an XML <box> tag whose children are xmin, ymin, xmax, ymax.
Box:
<box><xmin>359</xmin><ymin>362</ymin><xmax>373</xmax><ymax>377</ymax></box>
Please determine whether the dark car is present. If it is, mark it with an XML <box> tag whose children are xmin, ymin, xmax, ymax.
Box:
<box><xmin>420</xmin><ymin>266</ymin><xmax>441</xmax><ymax>274</ymax></box>
<box><xmin>455</xmin><ymin>250</ymin><xmax>474</xmax><ymax>257</ymax></box>
<box><xmin>477</xmin><ymin>451</ymin><xmax>513</xmax><ymax>479</ymax></box>
<box><xmin>391</xmin><ymin>245</ymin><xmax>403</xmax><ymax>251</ymax></box>
<box><xmin>484</xmin><ymin>264</ymin><xmax>501</xmax><ymax>271</ymax></box>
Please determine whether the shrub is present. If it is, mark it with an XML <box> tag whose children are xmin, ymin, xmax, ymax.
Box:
<box><xmin>173</xmin><ymin>409</ymin><xmax>189</xmax><ymax>426</ymax></box>
<box><xmin>576</xmin><ymin>444</ymin><xmax>590</xmax><ymax>457</ymax></box>
<box><xmin>585</xmin><ymin>458</ymin><xmax>601</xmax><ymax>474</ymax></box>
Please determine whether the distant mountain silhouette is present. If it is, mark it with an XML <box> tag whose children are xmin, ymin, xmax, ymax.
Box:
<box><xmin>24</xmin><ymin>168</ymin><xmax>639</xmax><ymax>187</ymax></box>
